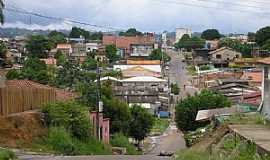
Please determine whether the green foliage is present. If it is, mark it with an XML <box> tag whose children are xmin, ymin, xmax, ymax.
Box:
<box><xmin>171</xmin><ymin>83</ymin><xmax>180</xmax><ymax>95</ymax></box>
<box><xmin>201</xmin><ymin>29</ymin><xmax>221</xmax><ymax>40</ymax></box>
<box><xmin>151</xmin><ymin>118</ymin><xmax>170</xmax><ymax>135</ymax></box>
<box><xmin>110</xmin><ymin>133</ymin><xmax>140</xmax><ymax>155</ymax></box>
<box><xmin>105</xmin><ymin>45</ymin><xmax>119</xmax><ymax>63</ymax></box>
<box><xmin>0</xmin><ymin>41</ymin><xmax>6</xmax><ymax>58</ymax></box>
<box><xmin>42</xmin><ymin>127</ymin><xmax>111</xmax><ymax>155</ymax></box>
<box><xmin>119</xmin><ymin>28</ymin><xmax>142</xmax><ymax>37</ymax></box>
<box><xmin>175</xmin><ymin>89</ymin><xmax>231</xmax><ymax>131</ymax></box>
<box><xmin>103</xmin><ymin>97</ymin><xmax>131</xmax><ymax>135</ymax></box>
<box><xmin>199</xmin><ymin>65</ymin><xmax>211</xmax><ymax>71</ymax></box>
<box><xmin>102</xmin><ymin>70</ymin><xmax>122</xmax><ymax>78</ymax></box>
<box><xmin>69</xmin><ymin>27</ymin><xmax>90</xmax><ymax>39</ymax></box>
<box><xmin>6</xmin><ymin>69</ymin><xmax>23</xmax><ymax>80</ymax></box>
<box><xmin>26</xmin><ymin>35</ymin><xmax>53</xmax><ymax>58</ymax></box>
<box><xmin>248</xmin><ymin>32</ymin><xmax>256</xmax><ymax>42</ymax></box>
<box><xmin>46</xmin><ymin>127</ymin><xmax>76</xmax><ymax>155</ymax></box>
<box><xmin>89</xmin><ymin>32</ymin><xmax>103</xmax><ymax>40</ymax></box>
<box><xmin>262</xmin><ymin>39</ymin><xmax>270</xmax><ymax>51</ymax></box>
<box><xmin>175</xmin><ymin>34</ymin><xmax>205</xmax><ymax>51</ymax></box>
<box><xmin>42</xmin><ymin>101</ymin><xmax>91</xmax><ymax>139</ymax></box>
<box><xmin>54</xmin><ymin>50</ymin><xmax>66</xmax><ymax>66</ymax></box>
<box><xmin>148</xmin><ymin>49</ymin><xmax>171</xmax><ymax>62</ymax></box>
<box><xmin>48</xmin><ymin>30</ymin><xmax>66</xmax><ymax>46</ymax></box>
<box><xmin>81</xmin><ymin>56</ymin><xmax>97</xmax><ymax>70</ymax></box>
<box><xmin>219</xmin><ymin>38</ymin><xmax>252</xmax><ymax>58</ymax></box>
<box><xmin>22</xmin><ymin>57</ymin><xmax>49</xmax><ymax>84</ymax></box>
<box><xmin>129</xmin><ymin>105</ymin><xmax>154</xmax><ymax>142</ymax></box>
<box><xmin>0</xmin><ymin>148</ymin><xmax>16</xmax><ymax>160</ymax></box>
<box><xmin>255</xmin><ymin>26</ymin><xmax>270</xmax><ymax>46</ymax></box>
<box><xmin>75</xmin><ymin>81</ymin><xmax>97</xmax><ymax>108</ymax></box>
<box><xmin>54</xmin><ymin>60</ymin><xmax>80</xmax><ymax>88</ymax></box>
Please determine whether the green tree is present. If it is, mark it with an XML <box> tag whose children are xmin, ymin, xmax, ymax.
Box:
<box><xmin>219</xmin><ymin>38</ymin><xmax>252</xmax><ymax>57</ymax></box>
<box><xmin>129</xmin><ymin>105</ymin><xmax>154</xmax><ymax>142</ymax></box>
<box><xmin>48</xmin><ymin>30</ymin><xmax>67</xmax><ymax>46</ymax></box>
<box><xmin>201</xmin><ymin>29</ymin><xmax>221</xmax><ymax>40</ymax></box>
<box><xmin>105</xmin><ymin>45</ymin><xmax>119</xmax><ymax>63</ymax></box>
<box><xmin>103</xmin><ymin>97</ymin><xmax>131</xmax><ymax>135</ymax></box>
<box><xmin>262</xmin><ymin>39</ymin><xmax>270</xmax><ymax>50</ymax></box>
<box><xmin>171</xmin><ymin>83</ymin><xmax>180</xmax><ymax>95</ymax></box>
<box><xmin>255</xmin><ymin>26</ymin><xmax>270</xmax><ymax>46</ymax></box>
<box><xmin>119</xmin><ymin>28</ymin><xmax>142</xmax><ymax>37</ymax></box>
<box><xmin>22</xmin><ymin>57</ymin><xmax>49</xmax><ymax>84</ymax></box>
<box><xmin>81</xmin><ymin>56</ymin><xmax>97</xmax><ymax>70</ymax></box>
<box><xmin>6</xmin><ymin>69</ymin><xmax>23</xmax><ymax>80</ymax></box>
<box><xmin>54</xmin><ymin>50</ymin><xmax>66</xmax><ymax>66</ymax></box>
<box><xmin>175</xmin><ymin>34</ymin><xmax>205</xmax><ymax>51</ymax></box>
<box><xmin>175</xmin><ymin>90</ymin><xmax>231</xmax><ymax>131</ymax></box>
<box><xmin>89</xmin><ymin>32</ymin><xmax>103</xmax><ymax>40</ymax></box>
<box><xmin>54</xmin><ymin>60</ymin><xmax>80</xmax><ymax>88</ymax></box>
<box><xmin>69</xmin><ymin>27</ymin><xmax>90</xmax><ymax>39</ymax></box>
<box><xmin>0</xmin><ymin>0</ymin><xmax>4</xmax><ymax>24</ymax></box>
<box><xmin>0</xmin><ymin>41</ymin><xmax>6</xmax><ymax>58</ymax></box>
<box><xmin>26</xmin><ymin>35</ymin><xmax>53</xmax><ymax>58</ymax></box>
<box><xmin>43</xmin><ymin>101</ymin><xmax>92</xmax><ymax>139</ymax></box>
<box><xmin>148</xmin><ymin>49</ymin><xmax>171</xmax><ymax>62</ymax></box>
<box><xmin>247</xmin><ymin>32</ymin><xmax>256</xmax><ymax>42</ymax></box>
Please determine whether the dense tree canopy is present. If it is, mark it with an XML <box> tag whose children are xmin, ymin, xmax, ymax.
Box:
<box><xmin>201</xmin><ymin>29</ymin><xmax>221</xmax><ymax>40</ymax></box>
<box><xmin>48</xmin><ymin>31</ymin><xmax>67</xmax><ymax>46</ymax></box>
<box><xmin>26</xmin><ymin>35</ymin><xmax>53</xmax><ymax>58</ymax></box>
<box><xmin>148</xmin><ymin>49</ymin><xmax>171</xmax><ymax>62</ymax></box>
<box><xmin>81</xmin><ymin>56</ymin><xmax>97</xmax><ymax>70</ymax></box>
<box><xmin>248</xmin><ymin>32</ymin><xmax>256</xmax><ymax>42</ymax></box>
<box><xmin>105</xmin><ymin>45</ymin><xmax>119</xmax><ymax>63</ymax></box>
<box><xmin>129</xmin><ymin>105</ymin><xmax>154</xmax><ymax>142</ymax></box>
<box><xmin>255</xmin><ymin>26</ymin><xmax>270</xmax><ymax>46</ymax></box>
<box><xmin>175</xmin><ymin>90</ymin><xmax>231</xmax><ymax>131</ymax></box>
<box><xmin>219</xmin><ymin>38</ymin><xmax>252</xmax><ymax>57</ymax></box>
<box><xmin>119</xmin><ymin>28</ymin><xmax>143</xmax><ymax>37</ymax></box>
<box><xmin>69</xmin><ymin>27</ymin><xmax>103</xmax><ymax>40</ymax></box>
<box><xmin>175</xmin><ymin>34</ymin><xmax>205</xmax><ymax>51</ymax></box>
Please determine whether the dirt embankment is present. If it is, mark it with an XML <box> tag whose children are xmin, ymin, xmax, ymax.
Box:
<box><xmin>191</xmin><ymin>125</ymin><xmax>229</xmax><ymax>152</ymax></box>
<box><xmin>0</xmin><ymin>111</ymin><xmax>47</xmax><ymax>148</ymax></box>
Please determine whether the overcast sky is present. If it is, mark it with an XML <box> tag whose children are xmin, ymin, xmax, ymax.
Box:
<box><xmin>3</xmin><ymin>0</ymin><xmax>270</xmax><ymax>33</ymax></box>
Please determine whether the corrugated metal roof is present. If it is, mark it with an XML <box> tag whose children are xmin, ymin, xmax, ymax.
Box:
<box><xmin>121</xmin><ymin>76</ymin><xmax>166</xmax><ymax>82</ymax></box>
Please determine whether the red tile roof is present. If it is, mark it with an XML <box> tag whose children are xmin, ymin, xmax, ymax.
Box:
<box><xmin>257</xmin><ymin>57</ymin><xmax>270</xmax><ymax>65</ymax></box>
<box><xmin>127</xmin><ymin>60</ymin><xmax>161</xmax><ymax>65</ymax></box>
<box><xmin>241</xmin><ymin>71</ymin><xmax>262</xmax><ymax>84</ymax></box>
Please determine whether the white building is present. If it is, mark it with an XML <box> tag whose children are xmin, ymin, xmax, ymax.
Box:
<box><xmin>161</xmin><ymin>31</ymin><xmax>167</xmax><ymax>45</ymax></box>
<box><xmin>86</xmin><ymin>42</ymin><xmax>100</xmax><ymax>53</ymax></box>
<box><xmin>175</xmin><ymin>28</ymin><xmax>192</xmax><ymax>43</ymax></box>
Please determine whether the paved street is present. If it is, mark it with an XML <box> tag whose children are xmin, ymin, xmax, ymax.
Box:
<box><xmin>148</xmin><ymin>124</ymin><xmax>186</xmax><ymax>155</ymax></box>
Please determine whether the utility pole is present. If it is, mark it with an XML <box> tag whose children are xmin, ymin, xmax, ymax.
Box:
<box><xmin>96</xmin><ymin>60</ymin><xmax>102</xmax><ymax>140</ymax></box>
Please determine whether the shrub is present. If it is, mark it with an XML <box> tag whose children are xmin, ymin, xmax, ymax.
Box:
<box><xmin>42</xmin><ymin>101</ymin><xmax>91</xmax><ymax>139</ymax></box>
<box><xmin>46</xmin><ymin>127</ymin><xmax>75</xmax><ymax>155</ymax></box>
<box><xmin>0</xmin><ymin>149</ymin><xmax>16</xmax><ymax>160</ymax></box>
<box><xmin>6</xmin><ymin>69</ymin><xmax>23</xmax><ymax>80</ymax></box>
<box><xmin>110</xmin><ymin>133</ymin><xmax>139</xmax><ymax>155</ymax></box>
<box><xmin>175</xmin><ymin>89</ymin><xmax>231</xmax><ymax>131</ymax></box>
<box><xmin>171</xmin><ymin>83</ymin><xmax>180</xmax><ymax>95</ymax></box>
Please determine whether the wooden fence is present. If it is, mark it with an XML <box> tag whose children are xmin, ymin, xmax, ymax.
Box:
<box><xmin>0</xmin><ymin>81</ymin><xmax>56</xmax><ymax>116</ymax></box>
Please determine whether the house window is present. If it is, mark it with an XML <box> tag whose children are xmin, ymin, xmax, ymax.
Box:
<box><xmin>216</xmin><ymin>54</ymin><xmax>221</xmax><ymax>59</ymax></box>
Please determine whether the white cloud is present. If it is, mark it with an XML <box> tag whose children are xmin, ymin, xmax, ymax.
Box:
<box><xmin>4</xmin><ymin>0</ymin><xmax>270</xmax><ymax>33</ymax></box>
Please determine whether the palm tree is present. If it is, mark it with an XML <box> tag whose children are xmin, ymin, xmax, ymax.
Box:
<box><xmin>0</xmin><ymin>0</ymin><xmax>4</xmax><ymax>24</ymax></box>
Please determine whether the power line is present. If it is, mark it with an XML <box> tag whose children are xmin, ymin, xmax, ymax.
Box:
<box><xmin>3</xmin><ymin>7</ymin><xmax>124</xmax><ymax>31</ymax></box>
<box><xmin>153</xmin><ymin>0</ymin><xmax>270</xmax><ymax>16</ymax></box>
<box><xmin>195</xmin><ymin>0</ymin><xmax>270</xmax><ymax>9</ymax></box>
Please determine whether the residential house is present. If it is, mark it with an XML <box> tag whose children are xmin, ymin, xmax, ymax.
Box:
<box><xmin>71</xmin><ymin>43</ymin><xmax>87</xmax><ymax>63</ymax></box>
<box><xmin>241</xmin><ymin>69</ymin><xmax>263</xmax><ymax>87</ymax></box>
<box><xmin>94</xmin><ymin>46</ymin><xmax>107</xmax><ymax>63</ymax></box>
<box><xmin>102</xmin><ymin>34</ymin><xmax>155</xmax><ymax>59</ymax></box>
<box><xmin>40</xmin><ymin>58</ymin><xmax>57</xmax><ymax>66</ymax></box>
<box><xmin>56</xmin><ymin>44</ymin><xmax>72</xmax><ymax>57</ymax></box>
<box><xmin>86</xmin><ymin>42</ymin><xmax>101</xmax><ymax>53</ymax></box>
<box><xmin>113</xmin><ymin>76</ymin><xmax>169</xmax><ymax>114</ymax></box>
<box><xmin>209</xmin><ymin>47</ymin><xmax>242</xmax><ymax>67</ymax></box>
<box><xmin>121</xmin><ymin>66</ymin><xmax>161</xmax><ymax>78</ymax></box>
<box><xmin>130</xmin><ymin>44</ymin><xmax>154</xmax><ymax>58</ymax></box>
